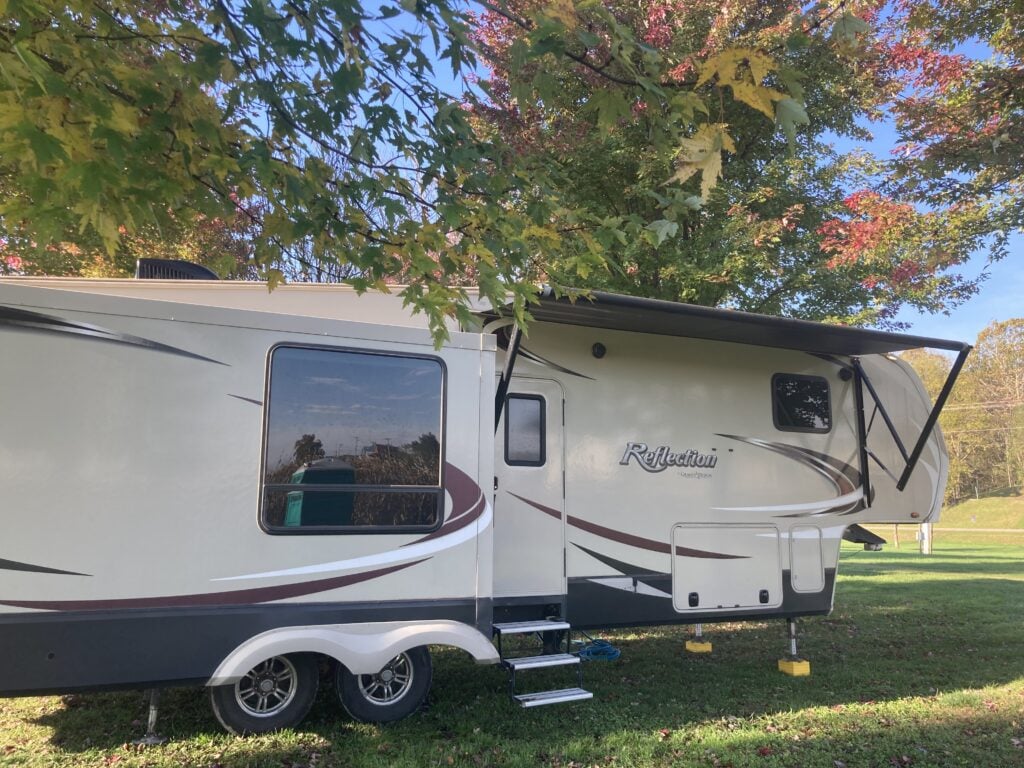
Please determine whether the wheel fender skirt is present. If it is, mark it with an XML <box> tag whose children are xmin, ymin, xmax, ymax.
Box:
<box><xmin>207</xmin><ymin>620</ymin><xmax>500</xmax><ymax>684</ymax></box>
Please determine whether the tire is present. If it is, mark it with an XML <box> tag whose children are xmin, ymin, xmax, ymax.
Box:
<box><xmin>209</xmin><ymin>653</ymin><xmax>319</xmax><ymax>735</ymax></box>
<box><xmin>335</xmin><ymin>646</ymin><xmax>432</xmax><ymax>723</ymax></box>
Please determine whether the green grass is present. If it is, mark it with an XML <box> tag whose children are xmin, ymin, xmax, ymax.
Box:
<box><xmin>3</xmin><ymin>543</ymin><xmax>1024</xmax><ymax>767</ymax></box>
<box><xmin>938</xmin><ymin>492</ymin><xmax>1024</xmax><ymax>530</ymax></box>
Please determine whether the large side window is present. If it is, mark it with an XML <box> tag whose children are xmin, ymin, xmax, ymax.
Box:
<box><xmin>772</xmin><ymin>373</ymin><xmax>831</xmax><ymax>433</ymax></box>
<box><xmin>262</xmin><ymin>346</ymin><xmax>444</xmax><ymax>533</ymax></box>
<box><xmin>504</xmin><ymin>394</ymin><xmax>545</xmax><ymax>466</ymax></box>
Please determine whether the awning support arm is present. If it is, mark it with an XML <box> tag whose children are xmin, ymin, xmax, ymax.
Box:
<box><xmin>851</xmin><ymin>361</ymin><xmax>872</xmax><ymax>508</ymax></box>
<box><xmin>896</xmin><ymin>345</ymin><xmax>971</xmax><ymax>491</ymax></box>
<box><xmin>494</xmin><ymin>323</ymin><xmax>523</xmax><ymax>433</ymax></box>
<box><xmin>850</xmin><ymin>344</ymin><xmax>971</xmax><ymax>492</ymax></box>
<box><xmin>851</xmin><ymin>358</ymin><xmax>911</xmax><ymax>464</ymax></box>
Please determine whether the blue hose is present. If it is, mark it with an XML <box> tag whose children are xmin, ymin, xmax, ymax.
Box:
<box><xmin>575</xmin><ymin>638</ymin><xmax>621</xmax><ymax>662</ymax></box>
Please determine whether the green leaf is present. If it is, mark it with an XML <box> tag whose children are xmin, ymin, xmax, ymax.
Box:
<box><xmin>775</xmin><ymin>98</ymin><xmax>809</xmax><ymax>150</ymax></box>
<box><xmin>584</xmin><ymin>90</ymin><xmax>630</xmax><ymax>133</ymax></box>
<box><xmin>576</xmin><ymin>28</ymin><xmax>601</xmax><ymax>48</ymax></box>
<box><xmin>645</xmin><ymin>219</ymin><xmax>679</xmax><ymax>247</ymax></box>
<box><xmin>831</xmin><ymin>12</ymin><xmax>870</xmax><ymax>44</ymax></box>
<box><xmin>19</xmin><ymin>123</ymin><xmax>67</xmax><ymax>167</ymax></box>
<box><xmin>785</xmin><ymin>31</ymin><xmax>810</xmax><ymax>51</ymax></box>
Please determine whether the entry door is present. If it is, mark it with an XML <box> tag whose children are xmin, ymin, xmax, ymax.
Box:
<box><xmin>493</xmin><ymin>378</ymin><xmax>565</xmax><ymax>599</ymax></box>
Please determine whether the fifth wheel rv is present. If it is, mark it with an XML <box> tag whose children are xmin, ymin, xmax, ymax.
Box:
<box><xmin>0</xmin><ymin>275</ymin><xmax>969</xmax><ymax>734</ymax></box>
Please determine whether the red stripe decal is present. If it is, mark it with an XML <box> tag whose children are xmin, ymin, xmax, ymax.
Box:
<box><xmin>0</xmin><ymin>559</ymin><xmax>428</xmax><ymax>611</ymax></box>
<box><xmin>401</xmin><ymin>462</ymin><xmax>487</xmax><ymax>547</ymax></box>
<box><xmin>507</xmin><ymin>493</ymin><xmax>746</xmax><ymax>560</ymax></box>
<box><xmin>405</xmin><ymin>494</ymin><xmax>486</xmax><ymax>545</ymax></box>
<box><xmin>444</xmin><ymin>463</ymin><xmax>484</xmax><ymax>523</ymax></box>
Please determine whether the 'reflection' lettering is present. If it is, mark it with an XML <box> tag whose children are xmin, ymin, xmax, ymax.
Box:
<box><xmin>619</xmin><ymin>442</ymin><xmax>718</xmax><ymax>473</ymax></box>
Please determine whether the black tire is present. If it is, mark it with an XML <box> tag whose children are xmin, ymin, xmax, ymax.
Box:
<box><xmin>209</xmin><ymin>653</ymin><xmax>319</xmax><ymax>735</ymax></box>
<box><xmin>335</xmin><ymin>646</ymin><xmax>432</xmax><ymax>723</ymax></box>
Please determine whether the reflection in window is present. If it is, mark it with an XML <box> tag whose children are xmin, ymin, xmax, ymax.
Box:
<box><xmin>772</xmin><ymin>374</ymin><xmax>831</xmax><ymax>433</ymax></box>
<box><xmin>265</xmin><ymin>490</ymin><xmax>438</xmax><ymax>529</ymax></box>
<box><xmin>262</xmin><ymin>347</ymin><xmax>444</xmax><ymax>532</ymax></box>
<box><xmin>505</xmin><ymin>395</ymin><xmax>545</xmax><ymax>466</ymax></box>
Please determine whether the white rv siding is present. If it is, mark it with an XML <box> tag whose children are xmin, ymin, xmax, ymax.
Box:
<box><xmin>0</xmin><ymin>283</ymin><xmax>494</xmax><ymax>612</ymax></box>
<box><xmin>494</xmin><ymin>321</ymin><xmax>946</xmax><ymax>624</ymax></box>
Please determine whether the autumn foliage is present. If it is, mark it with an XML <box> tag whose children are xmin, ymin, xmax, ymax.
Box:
<box><xmin>0</xmin><ymin>1</ymin><xmax>1015</xmax><ymax>332</ymax></box>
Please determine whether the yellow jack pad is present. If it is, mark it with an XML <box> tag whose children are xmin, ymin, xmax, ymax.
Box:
<box><xmin>685</xmin><ymin>640</ymin><xmax>713</xmax><ymax>653</ymax></box>
<box><xmin>778</xmin><ymin>658</ymin><xmax>811</xmax><ymax>676</ymax></box>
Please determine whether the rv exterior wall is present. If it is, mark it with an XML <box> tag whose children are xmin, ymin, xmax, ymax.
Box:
<box><xmin>0</xmin><ymin>276</ymin><xmax>488</xmax><ymax>331</ymax></box>
<box><xmin>0</xmin><ymin>277</ymin><xmax>952</xmax><ymax>703</ymax></box>
<box><xmin>0</xmin><ymin>281</ymin><xmax>497</xmax><ymax>694</ymax></box>
<box><xmin>492</xmin><ymin>321</ymin><xmax>947</xmax><ymax>626</ymax></box>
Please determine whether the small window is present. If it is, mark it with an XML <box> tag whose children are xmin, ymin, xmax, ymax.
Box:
<box><xmin>261</xmin><ymin>346</ymin><xmax>444</xmax><ymax>533</ymax></box>
<box><xmin>505</xmin><ymin>395</ymin><xmax>545</xmax><ymax>466</ymax></box>
<box><xmin>772</xmin><ymin>373</ymin><xmax>831</xmax><ymax>433</ymax></box>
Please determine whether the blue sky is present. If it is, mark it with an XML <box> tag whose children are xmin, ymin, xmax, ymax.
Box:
<box><xmin>832</xmin><ymin>117</ymin><xmax>1021</xmax><ymax>346</ymax></box>
<box><xmin>895</xmin><ymin>239</ymin><xmax>1022</xmax><ymax>343</ymax></box>
<box><xmin>828</xmin><ymin>34</ymin><xmax>1020</xmax><ymax>346</ymax></box>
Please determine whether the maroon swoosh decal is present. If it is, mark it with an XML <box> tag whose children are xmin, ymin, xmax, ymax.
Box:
<box><xmin>507</xmin><ymin>492</ymin><xmax>561</xmax><ymax>520</ymax></box>
<box><xmin>507</xmin><ymin>493</ymin><xmax>746</xmax><ymax>560</ymax></box>
<box><xmin>0</xmin><ymin>559</ymin><xmax>427</xmax><ymax>611</ymax></box>
<box><xmin>401</xmin><ymin>463</ymin><xmax>486</xmax><ymax>547</ymax></box>
<box><xmin>444</xmin><ymin>463</ymin><xmax>484</xmax><ymax>522</ymax></box>
<box><xmin>405</xmin><ymin>495</ymin><xmax>486</xmax><ymax>545</ymax></box>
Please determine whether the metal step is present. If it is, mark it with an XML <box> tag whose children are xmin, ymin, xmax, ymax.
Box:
<box><xmin>503</xmin><ymin>653</ymin><xmax>580</xmax><ymax>671</ymax></box>
<box><xmin>493</xmin><ymin>620</ymin><xmax>571</xmax><ymax>635</ymax></box>
<box><xmin>513</xmin><ymin>687</ymin><xmax>593</xmax><ymax>708</ymax></box>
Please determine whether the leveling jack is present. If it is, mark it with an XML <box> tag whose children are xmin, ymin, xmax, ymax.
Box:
<box><xmin>685</xmin><ymin>623</ymin><xmax>713</xmax><ymax>653</ymax></box>
<box><xmin>132</xmin><ymin>689</ymin><xmax>167</xmax><ymax>746</ymax></box>
<box><xmin>777</xmin><ymin>618</ymin><xmax>811</xmax><ymax>676</ymax></box>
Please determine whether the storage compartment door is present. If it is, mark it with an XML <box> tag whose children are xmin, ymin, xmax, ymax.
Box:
<box><xmin>671</xmin><ymin>524</ymin><xmax>783</xmax><ymax>612</ymax></box>
<box><xmin>789</xmin><ymin>525</ymin><xmax>825</xmax><ymax>593</ymax></box>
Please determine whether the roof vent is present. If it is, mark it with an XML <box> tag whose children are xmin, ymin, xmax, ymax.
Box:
<box><xmin>135</xmin><ymin>259</ymin><xmax>219</xmax><ymax>280</ymax></box>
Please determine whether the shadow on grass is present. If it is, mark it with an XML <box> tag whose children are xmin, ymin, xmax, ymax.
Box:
<box><xmin>26</xmin><ymin>554</ymin><xmax>1024</xmax><ymax>767</ymax></box>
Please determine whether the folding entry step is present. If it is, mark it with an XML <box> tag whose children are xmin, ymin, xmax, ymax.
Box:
<box><xmin>504</xmin><ymin>653</ymin><xmax>578</xmax><ymax>671</ymax></box>
<box><xmin>493</xmin><ymin>620</ymin><xmax>571</xmax><ymax>634</ymax></box>
<box><xmin>493</xmin><ymin>620</ymin><xmax>593</xmax><ymax>708</ymax></box>
<box><xmin>514</xmin><ymin>687</ymin><xmax>593</xmax><ymax>708</ymax></box>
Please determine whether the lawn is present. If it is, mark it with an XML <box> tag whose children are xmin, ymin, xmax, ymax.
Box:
<box><xmin>937</xmin><ymin>491</ymin><xmax>1024</xmax><ymax>531</ymax></box>
<box><xmin>2</xmin><ymin>540</ymin><xmax>1023</xmax><ymax>768</ymax></box>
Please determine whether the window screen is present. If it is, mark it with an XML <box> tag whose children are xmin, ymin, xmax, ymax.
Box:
<box><xmin>262</xmin><ymin>346</ymin><xmax>444</xmax><ymax>532</ymax></box>
<box><xmin>772</xmin><ymin>373</ymin><xmax>831</xmax><ymax>433</ymax></box>
<box><xmin>505</xmin><ymin>395</ymin><xmax>545</xmax><ymax>466</ymax></box>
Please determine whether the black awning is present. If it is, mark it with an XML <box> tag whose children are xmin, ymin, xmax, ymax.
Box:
<box><xmin>486</xmin><ymin>291</ymin><xmax>968</xmax><ymax>356</ymax></box>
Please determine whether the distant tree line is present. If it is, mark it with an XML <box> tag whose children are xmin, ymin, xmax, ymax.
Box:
<box><xmin>903</xmin><ymin>319</ymin><xmax>1024</xmax><ymax>504</ymax></box>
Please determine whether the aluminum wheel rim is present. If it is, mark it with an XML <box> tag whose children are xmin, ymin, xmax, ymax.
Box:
<box><xmin>357</xmin><ymin>652</ymin><xmax>414</xmax><ymax>706</ymax></box>
<box><xmin>234</xmin><ymin>656</ymin><xmax>298</xmax><ymax>718</ymax></box>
